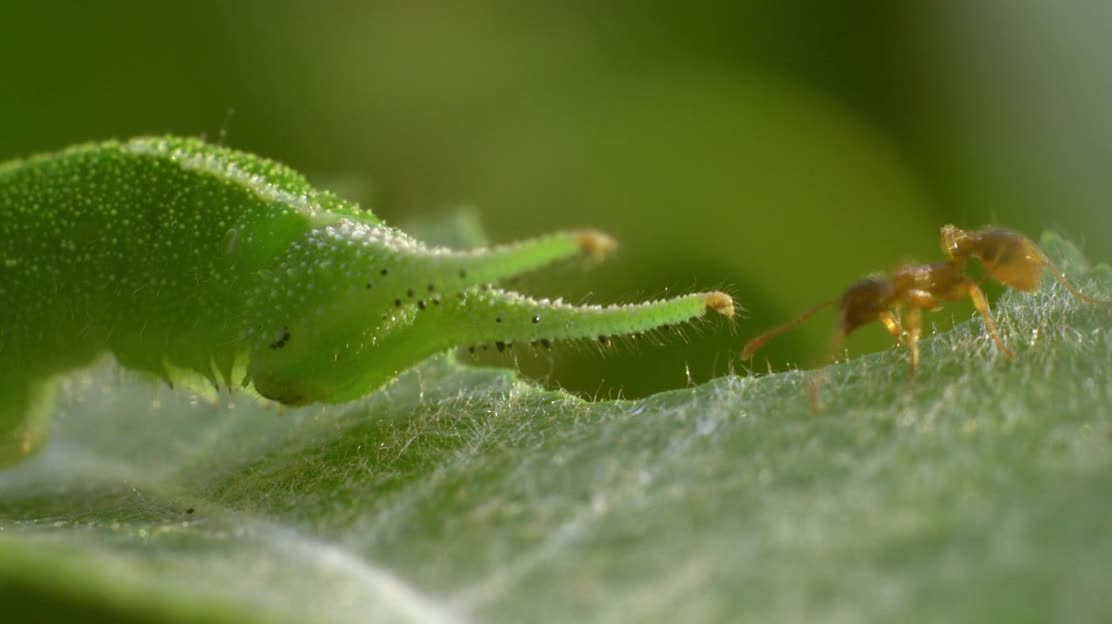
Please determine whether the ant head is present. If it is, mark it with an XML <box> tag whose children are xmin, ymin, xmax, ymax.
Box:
<box><xmin>940</xmin><ymin>224</ymin><xmax>974</xmax><ymax>259</ymax></box>
<box><xmin>838</xmin><ymin>277</ymin><xmax>894</xmax><ymax>336</ymax></box>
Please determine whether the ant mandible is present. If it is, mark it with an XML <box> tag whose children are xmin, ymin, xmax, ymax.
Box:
<box><xmin>742</xmin><ymin>225</ymin><xmax>1111</xmax><ymax>376</ymax></box>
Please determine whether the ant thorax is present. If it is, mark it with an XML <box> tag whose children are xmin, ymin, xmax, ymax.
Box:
<box><xmin>890</xmin><ymin>261</ymin><xmax>968</xmax><ymax>301</ymax></box>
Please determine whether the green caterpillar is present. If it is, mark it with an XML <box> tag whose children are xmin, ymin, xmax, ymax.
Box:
<box><xmin>0</xmin><ymin>137</ymin><xmax>734</xmax><ymax>466</ymax></box>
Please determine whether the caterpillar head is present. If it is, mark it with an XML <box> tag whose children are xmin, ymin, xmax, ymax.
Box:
<box><xmin>240</xmin><ymin>220</ymin><xmax>734</xmax><ymax>407</ymax></box>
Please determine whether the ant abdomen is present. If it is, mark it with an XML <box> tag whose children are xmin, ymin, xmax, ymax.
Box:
<box><xmin>945</xmin><ymin>224</ymin><xmax>1110</xmax><ymax>303</ymax></box>
<box><xmin>951</xmin><ymin>227</ymin><xmax>1045</xmax><ymax>292</ymax></box>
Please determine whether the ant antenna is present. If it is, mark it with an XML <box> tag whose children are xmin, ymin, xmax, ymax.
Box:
<box><xmin>741</xmin><ymin>298</ymin><xmax>835</xmax><ymax>360</ymax></box>
<box><xmin>1043</xmin><ymin>259</ymin><xmax>1112</xmax><ymax>305</ymax></box>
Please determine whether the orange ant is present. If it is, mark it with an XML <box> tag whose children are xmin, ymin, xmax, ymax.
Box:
<box><xmin>742</xmin><ymin>225</ymin><xmax>1110</xmax><ymax>381</ymax></box>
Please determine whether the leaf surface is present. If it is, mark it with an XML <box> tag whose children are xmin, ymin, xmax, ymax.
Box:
<box><xmin>1</xmin><ymin>234</ymin><xmax>1110</xmax><ymax>623</ymax></box>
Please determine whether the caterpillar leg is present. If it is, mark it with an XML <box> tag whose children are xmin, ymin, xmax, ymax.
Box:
<box><xmin>0</xmin><ymin>374</ymin><xmax>55</xmax><ymax>466</ymax></box>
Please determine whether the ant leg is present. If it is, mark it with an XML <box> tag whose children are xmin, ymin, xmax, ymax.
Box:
<box><xmin>1043</xmin><ymin>259</ymin><xmax>1112</xmax><ymax>305</ymax></box>
<box><xmin>828</xmin><ymin>327</ymin><xmax>847</xmax><ymax>363</ymax></box>
<box><xmin>965</xmin><ymin>282</ymin><xmax>1014</xmax><ymax>359</ymax></box>
<box><xmin>905</xmin><ymin>307</ymin><xmax>923</xmax><ymax>375</ymax></box>
<box><xmin>901</xmin><ymin>289</ymin><xmax>941</xmax><ymax>374</ymax></box>
<box><xmin>806</xmin><ymin>364</ymin><xmax>829</xmax><ymax>413</ymax></box>
<box><xmin>807</xmin><ymin>327</ymin><xmax>848</xmax><ymax>413</ymax></box>
<box><xmin>877</xmin><ymin>311</ymin><xmax>904</xmax><ymax>344</ymax></box>
<box><xmin>903</xmin><ymin>288</ymin><xmax>943</xmax><ymax>312</ymax></box>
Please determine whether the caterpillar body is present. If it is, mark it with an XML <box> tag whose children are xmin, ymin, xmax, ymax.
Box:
<box><xmin>0</xmin><ymin>137</ymin><xmax>734</xmax><ymax>465</ymax></box>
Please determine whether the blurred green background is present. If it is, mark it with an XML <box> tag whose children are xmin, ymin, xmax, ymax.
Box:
<box><xmin>3</xmin><ymin>1</ymin><xmax>1109</xmax><ymax>398</ymax></box>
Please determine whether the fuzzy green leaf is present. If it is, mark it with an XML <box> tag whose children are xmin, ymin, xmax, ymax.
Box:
<box><xmin>1</xmin><ymin>233</ymin><xmax>1109</xmax><ymax>623</ymax></box>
